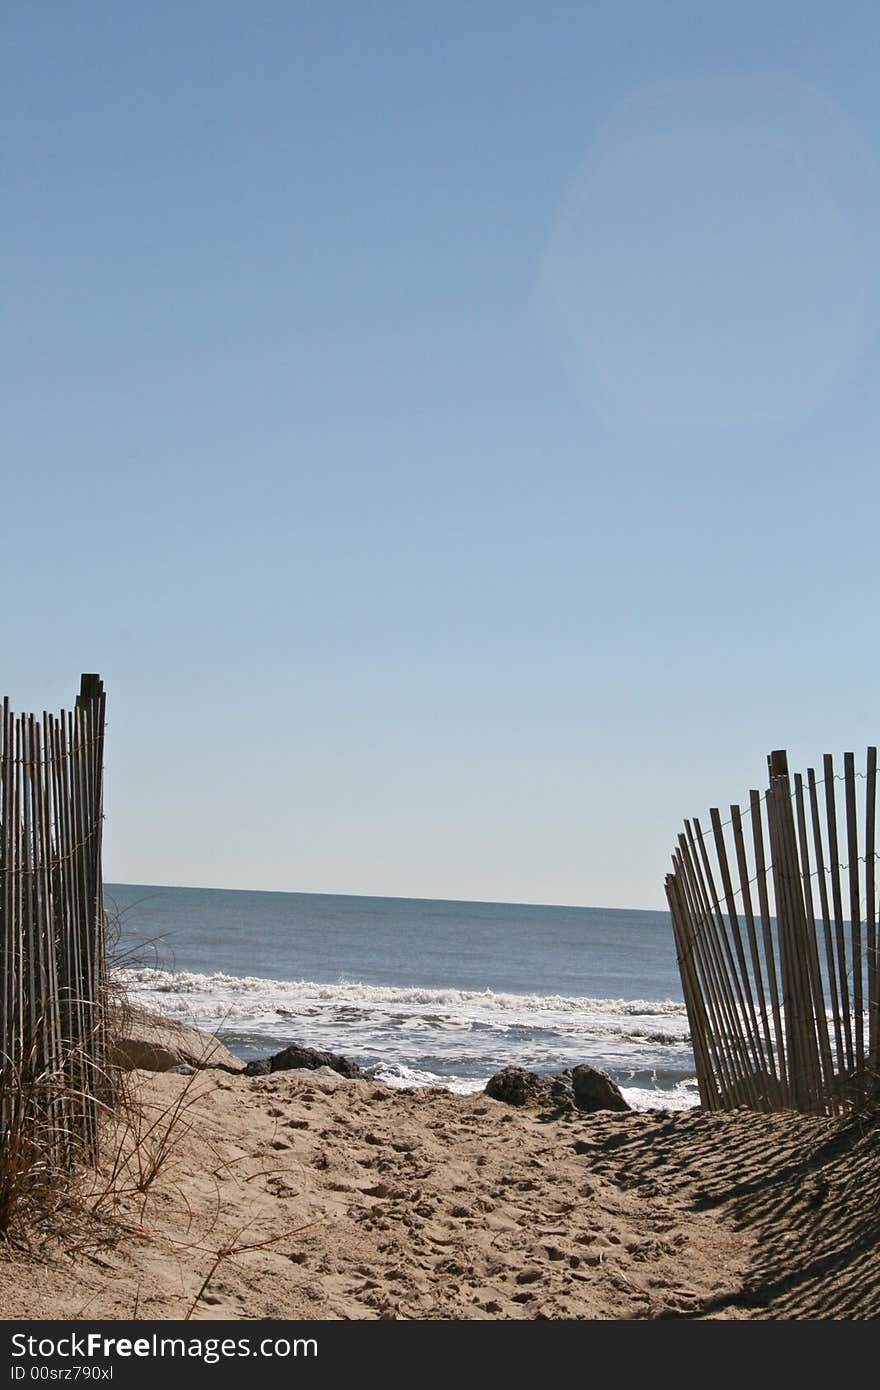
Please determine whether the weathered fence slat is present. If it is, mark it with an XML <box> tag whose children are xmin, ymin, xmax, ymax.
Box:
<box><xmin>806</xmin><ymin>766</ymin><xmax>845</xmax><ymax>1075</ymax></box>
<box><xmin>792</xmin><ymin>771</ymin><xmax>835</xmax><ymax>1100</ymax></box>
<box><xmin>843</xmin><ymin>753</ymin><xmax>864</xmax><ymax>1071</ymax></box>
<box><xmin>823</xmin><ymin>754</ymin><xmax>853</xmax><ymax>1073</ymax></box>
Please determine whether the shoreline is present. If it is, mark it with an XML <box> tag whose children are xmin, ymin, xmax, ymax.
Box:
<box><xmin>2</xmin><ymin>1064</ymin><xmax>877</xmax><ymax>1320</ymax></box>
<box><xmin>116</xmin><ymin>960</ymin><xmax>697</xmax><ymax>1113</ymax></box>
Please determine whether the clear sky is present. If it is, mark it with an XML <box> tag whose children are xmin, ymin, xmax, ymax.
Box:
<box><xmin>3</xmin><ymin>2</ymin><xmax>879</xmax><ymax>910</ymax></box>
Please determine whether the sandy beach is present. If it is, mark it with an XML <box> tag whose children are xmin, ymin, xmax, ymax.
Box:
<box><xmin>2</xmin><ymin>1064</ymin><xmax>877</xmax><ymax>1322</ymax></box>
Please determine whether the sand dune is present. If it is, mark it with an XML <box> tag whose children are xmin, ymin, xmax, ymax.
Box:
<box><xmin>1</xmin><ymin>1069</ymin><xmax>877</xmax><ymax>1320</ymax></box>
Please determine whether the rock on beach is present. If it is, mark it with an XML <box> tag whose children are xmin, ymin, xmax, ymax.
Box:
<box><xmin>108</xmin><ymin>1005</ymin><xmax>245</xmax><ymax>1074</ymax></box>
<box><xmin>485</xmin><ymin>1064</ymin><xmax>630</xmax><ymax>1113</ymax></box>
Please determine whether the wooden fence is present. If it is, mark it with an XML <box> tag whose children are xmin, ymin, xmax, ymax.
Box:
<box><xmin>666</xmin><ymin>747</ymin><xmax>879</xmax><ymax>1115</ymax></box>
<box><xmin>0</xmin><ymin>675</ymin><xmax>107</xmax><ymax>1173</ymax></box>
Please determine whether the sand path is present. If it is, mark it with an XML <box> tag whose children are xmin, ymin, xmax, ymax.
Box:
<box><xmin>1</xmin><ymin>1071</ymin><xmax>876</xmax><ymax>1321</ymax></box>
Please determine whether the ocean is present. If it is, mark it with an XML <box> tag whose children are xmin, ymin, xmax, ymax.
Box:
<box><xmin>107</xmin><ymin>884</ymin><xmax>698</xmax><ymax>1111</ymax></box>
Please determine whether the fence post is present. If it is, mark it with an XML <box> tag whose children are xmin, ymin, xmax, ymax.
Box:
<box><xmin>765</xmin><ymin>751</ymin><xmax>825</xmax><ymax>1112</ymax></box>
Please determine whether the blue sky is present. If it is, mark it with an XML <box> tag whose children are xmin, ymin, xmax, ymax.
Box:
<box><xmin>3</xmin><ymin>2</ymin><xmax>879</xmax><ymax>909</ymax></box>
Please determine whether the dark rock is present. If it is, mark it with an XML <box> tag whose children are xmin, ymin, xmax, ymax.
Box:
<box><xmin>245</xmin><ymin>1043</ymin><xmax>370</xmax><ymax>1080</ymax></box>
<box><xmin>485</xmin><ymin>1067</ymin><xmax>557</xmax><ymax>1108</ymax></box>
<box><xmin>569</xmin><ymin>1064</ymin><xmax>629</xmax><ymax>1113</ymax></box>
<box><xmin>548</xmin><ymin>1076</ymin><xmax>575</xmax><ymax>1108</ymax></box>
<box><xmin>485</xmin><ymin>1063</ymin><xmax>631</xmax><ymax>1114</ymax></box>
